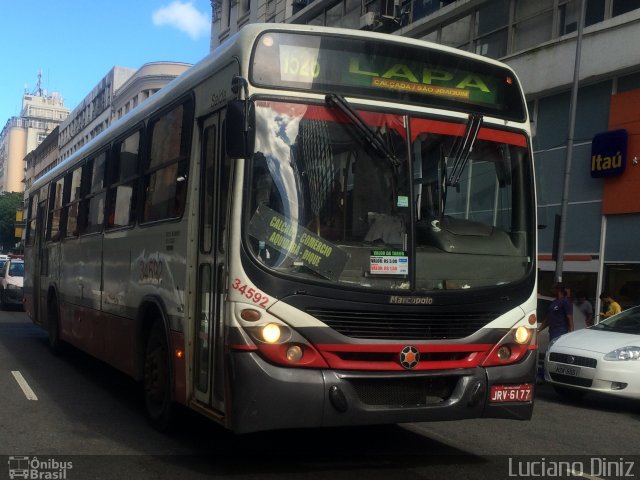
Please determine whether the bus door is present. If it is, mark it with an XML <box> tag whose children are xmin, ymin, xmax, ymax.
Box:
<box><xmin>193</xmin><ymin>111</ymin><xmax>231</xmax><ymax>413</ymax></box>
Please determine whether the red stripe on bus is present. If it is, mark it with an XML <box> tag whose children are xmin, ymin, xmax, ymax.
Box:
<box><xmin>229</xmin><ymin>344</ymin><xmax>259</xmax><ymax>351</ymax></box>
<box><xmin>410</xmin><ymin>118</ymin><xmax>527</xmax><ymax>146</ymax></box>
<box><xmin>315</xmin><ymin>343</ymin><xmax>493</xmax><ymax>371</ymax></box>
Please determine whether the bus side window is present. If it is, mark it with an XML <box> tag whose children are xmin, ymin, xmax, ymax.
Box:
<box><xmin>107</xmin><ymin>130</ymin><xmax>140</xmax><ymax>229</ymax></box>
<box><xmin>142</xmin><ymin>99</ymin><xmax>193</xmax><ymax>223</ymax></box>
<box><xmin>79</xmin><ymin>151</ymin><xmax>107</xmax><ymax>235</ymax></box>
<box><xmin>65</xmin><ymin>166</ymin><xmax>82</xmax><ymax>238</ymax></box>
<box><xmin>26</xmin><ymin>193</ymin><xmax>39</xmax><ymax>247</ymax></box>
<box><xmin>47</xmin><ymin>177</ymin><xmax>65</xmax><ymax>242</ymax></box>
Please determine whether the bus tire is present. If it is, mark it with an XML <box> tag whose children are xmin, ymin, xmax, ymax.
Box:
<box><xmin>47</xmin><ymin>299</ymin><xmax>65</xmax><ymax>355</ymax></box>
<box><xmin>143</xmin><ymin>320</ymin><xmax>175</xmax><ymax>431</ymax></box>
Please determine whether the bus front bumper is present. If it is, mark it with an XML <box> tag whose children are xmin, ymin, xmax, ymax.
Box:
<box><xmin>228</xmin><ymin>350</ymin><xmax>536</xmax><ymax>434</ymax></box>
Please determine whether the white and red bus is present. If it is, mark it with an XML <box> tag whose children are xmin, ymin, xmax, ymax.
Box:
<box><xmin>24</xmin><ymin>24</ymin><xmax>538</xmax><ymax>433</ymax></box>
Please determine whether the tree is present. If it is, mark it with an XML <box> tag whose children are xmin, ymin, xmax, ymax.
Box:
<box><xmin>0</xmin><ymin>192</ymin><xmax>25</xmax><ymax>252</ymax></box>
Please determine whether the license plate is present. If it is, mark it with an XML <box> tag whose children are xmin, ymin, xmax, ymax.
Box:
<box><xmin>554</xmin><ymin>364</ymin><xmax>581</xmax><ymax>376</ymax></box>
<box><xmin>490</xmin><ymin>384</ymin><xmax>533</xmax><ymax>402</ymax></box>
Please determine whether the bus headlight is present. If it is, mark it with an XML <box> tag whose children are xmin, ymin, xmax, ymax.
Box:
<box><xmin>514</xmin><ymin>326</ymin><xmax>533</xmax><ymax>344</ymax></box>
<box><xmin>481</xmin><ymin>324</ymin><xmax>535</xmax><ymax>367</ymax></box>
<box><xmin>262</xmin><ymin>323</ymin><xmax>282</xmax><ymax>343</ymax></box>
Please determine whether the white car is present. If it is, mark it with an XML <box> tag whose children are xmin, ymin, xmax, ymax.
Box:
<box><xmin>545</xmin><ymin>305</ymin><xmax>640</xmax><ymax>400</ymax></box>
<box><xmin>0</xmin><ymin>257</ymin><xmax>24</xmax><ymax>310</ymax></box>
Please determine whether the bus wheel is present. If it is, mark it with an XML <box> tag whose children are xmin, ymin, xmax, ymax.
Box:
<box><xmin>47</xmin><ymin>300</ymin><xmax>65</xmax><ymax>355</ymax></box>
<box><xmin>143</xmin><ymin>321</ymin><xmax>175</xmax><ymax>431</ymax></box>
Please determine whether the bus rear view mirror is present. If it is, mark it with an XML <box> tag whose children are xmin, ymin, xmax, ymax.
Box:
<box><xmin>225</xmin><ymin>100</ymin><xmax>255</xmax><ymax>158</ymax></box>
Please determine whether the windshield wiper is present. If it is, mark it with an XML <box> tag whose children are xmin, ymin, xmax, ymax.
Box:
<box><xmin>439</xmin><ymin>114</ymin><xmax>483</xmax><ymax>219</ymax></box>
<box><xmin>446</xmin><ymin>114</ymin><xmax>483</xmax><ymax>188</ymax></box>
<box><xmin>325</xmin><ymin>94</ymin><xmax>401</xmax><ymax>168</ymax></box>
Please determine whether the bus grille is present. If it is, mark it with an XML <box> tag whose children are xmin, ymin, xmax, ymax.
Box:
<box><xmin>348</xmin><ymin>376</ymin><xmax>459</xmax><ymax>406</ymax></box>
<box><xmin>549</xmin><ymin>352</ymin><xmax>597</xmax><ymax>368</ymax></box>
<box><xmin>307</xmin><ymin>308</ymin><xmax>495</xmax><ymax>340</ymax></box>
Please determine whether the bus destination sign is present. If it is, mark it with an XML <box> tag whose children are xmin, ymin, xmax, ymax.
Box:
<box><xmin>252</xmin><ymin>32</ymin><xmax>525</xmax><ymax>121</ymax></box>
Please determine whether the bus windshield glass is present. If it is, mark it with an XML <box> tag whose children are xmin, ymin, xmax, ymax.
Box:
<box><xmin>245</xmin><ymin>100</ymin><xmax>533</xmax><ymax>291</ymax></box>
<box><xmin>251</xmin><ymin>31</ymin><xmax>526</xmax><ymax>122</ymax></box>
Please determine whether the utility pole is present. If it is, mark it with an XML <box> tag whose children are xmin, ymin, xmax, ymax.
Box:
<box><xmin>555</xmin><ymin>0</ymin><xmax>587</xmax><ymax>283</ymax></box>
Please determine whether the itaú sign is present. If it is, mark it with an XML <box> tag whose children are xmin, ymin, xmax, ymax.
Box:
<box><xmin>591</xmin><ymin>129</ymin><xmax>628</xmax><ymax>178</ymax></box>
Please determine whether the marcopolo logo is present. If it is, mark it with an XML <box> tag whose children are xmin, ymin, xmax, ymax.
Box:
<box><xmin>8</xmin><ymin>456</ymin><xmax>73</xmax><ymax>479</ymax></box>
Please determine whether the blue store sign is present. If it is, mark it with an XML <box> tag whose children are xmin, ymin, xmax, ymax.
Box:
<box><xmin>591</xmin><ymin>129</ymin><xmax>628</xmax><ymax>178</ymax></box>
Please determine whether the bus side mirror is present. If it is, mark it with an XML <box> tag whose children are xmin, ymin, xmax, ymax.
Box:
<box><xmin>225</xmin><ymin>100</ymin><xmax>255</xmax><ymax>159</ymax></box>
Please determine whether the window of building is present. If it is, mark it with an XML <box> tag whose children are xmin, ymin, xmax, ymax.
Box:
<box><xmin>559</xmin><ymin>0</ymin><xmax>580</xmax><ymax>35</ymax></box>
<box><xmin>343</xmin><ymin>0</ymin><xmax>361</xmax><ymax>28</ymax></box>
<box><xmin>412</xmin><ymin>0</ymin><xmax>443</xmax><ymax>23</ymax></box>
<box><xmin>475</xmin><ymin>0</ymin><xmax>509</xmax><ymax>57</ymax></box>
<box><xmin>513</xmin><ymin>0</ymin><xmax>554</xmax><ymax>52</ymax></box>
<box><xmin>142</xmin><ymin>99</ymin><xmax>194</xmax><ymax>223</ymax></box>
<box><xmin>612</xmin><ymin>0</ymin><xmax>640</xmax><ymax>17</ymax></box>
<box><xmin>477</xmin><ymin>0</ymin><xmax>509</xmax><ymax>35</ymax></box>
<box><xmin>265</xmin><ymin>0</ymin><xmax>276</xmax><ymax>19</ymax></box>
<box><xmin>441</xmin><ymin>15</ymin><xmax>471</xmax><ymax>49</ymax></box>
<box><xmin>326</xmin><ymin>1</ymin><xmax>343</xmax><ymax>26</ymax></box>
<box><xmin>603</xmin><ymin>264</ymin><xmax>640</xmax><ymax>310</ymax></box>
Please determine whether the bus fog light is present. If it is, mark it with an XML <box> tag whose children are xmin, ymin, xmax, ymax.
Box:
<box><xmin>262</xmin><ymin>323</ymin><xmax>282</xmax><ymax>343</ymax></box>
<box><xmin>514</xmin><ymin>326</ymin><xmax>532</xmax><ymax>344</ymax></box>
<box><xmin>497</xmin><ymin>346</ymin><xmax>511</xmax><ymax>360</ymax></box>
<box><xmin>241</xmin><ymin>309</ymin><xmax>262</xmax><ymax>322</ymax></box>
<box><xmin>286</xmin><ymin>345</ymin><xmax>304</xmax><ymax>363</ymax></box>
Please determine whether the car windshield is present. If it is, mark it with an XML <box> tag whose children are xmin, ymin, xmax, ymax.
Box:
<box><xmin>245</xmin><ymin>100</ymin><xmax>533</xmax><ymax>292</ymax></box>
<box><xmin>592</xmin><ymin>307</ymin><xmax>640</xmax><ymax>334</ymax></box>
<box><xmin>9</xmin><ymin>262</ymin><xmax>24</xmax><ymax>277</ymax></box>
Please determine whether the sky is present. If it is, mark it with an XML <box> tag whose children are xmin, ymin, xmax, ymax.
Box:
<box><xmin>0</xmin><ymin>0</ymin><xmax>212</xmax><ymax>124</ymax></box>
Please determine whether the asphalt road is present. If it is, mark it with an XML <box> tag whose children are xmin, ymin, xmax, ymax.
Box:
<box><xmin>1</xmin><ymin>310</ymin><xmax>639</xmax><ymax>480</ymax></box>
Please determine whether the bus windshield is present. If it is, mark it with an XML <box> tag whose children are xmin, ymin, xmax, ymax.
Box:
<box><xmin>245</xmin><ymin>100</ymin><xmax>533</xmax><ymax>291</ymax></box>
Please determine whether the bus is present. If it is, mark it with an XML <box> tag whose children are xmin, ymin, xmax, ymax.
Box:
<box><xmin>24</xmin><ymin>24</ymin><xmax>537</xmax><ymax>433</ymax></box>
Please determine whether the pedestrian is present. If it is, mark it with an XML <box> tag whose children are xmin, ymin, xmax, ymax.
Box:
<box><xmin>575</xmin><ymin>290</ymin><xmax>594</xmax><ymax>327</ymax></box>
<box><xmin>538</xmin><ymin>283</ymin><xmax>574</xmax><ymax>341</ymax></box>
<box><xmin>598</xmin><ymin>291</ymin><xmax>622</xmax><ymax>320</ymax></box>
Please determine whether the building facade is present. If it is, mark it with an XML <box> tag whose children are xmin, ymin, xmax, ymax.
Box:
<box><xmin>58</xmin><ymin>66</ymin><xmax>137</xmax><ymax>162</ymax></box>
<box><xmin>24</xmin><ymin>126</ymin><xmax>60</xmax><ymax>193</ymax></box>
<box><xmin>111</xmin><ymin>62</ymin><xmax>191</xmax><ymax>123</ymax></box>
<box><xmin>210</xmin><ymin>0</ymin><xmax>640</xmax><ymax>311</ymax></box>
<box><xmin>0</xmin><ymin>84</ymin><xmax>69</xmax><ymax>192</ymax></box>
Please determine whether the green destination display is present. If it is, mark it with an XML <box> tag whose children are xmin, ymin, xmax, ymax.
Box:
<box><xmin>248</xmin><ymin>205</ymin><xmax>349</xmax><ymax>281</ymax></box>
<box><xmin>252</xmin><ymin>32</ymin><xmax>526</xmax><ymax>121</ymax></box>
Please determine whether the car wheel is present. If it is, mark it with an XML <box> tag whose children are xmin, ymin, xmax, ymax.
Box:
<box><xmin>143</xmin><ymin>320</ymin><xmax>175</xmax><ymax>431</ymax></box>
<box><xmin>0</xmin><ymin>288</ymin><xmax>5</xmax><ymax>311</ymax></box>
<box><xmin>553</xmin><ymin>385</ymin><xmax>588</xmax><ymax>401</ymax></box>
